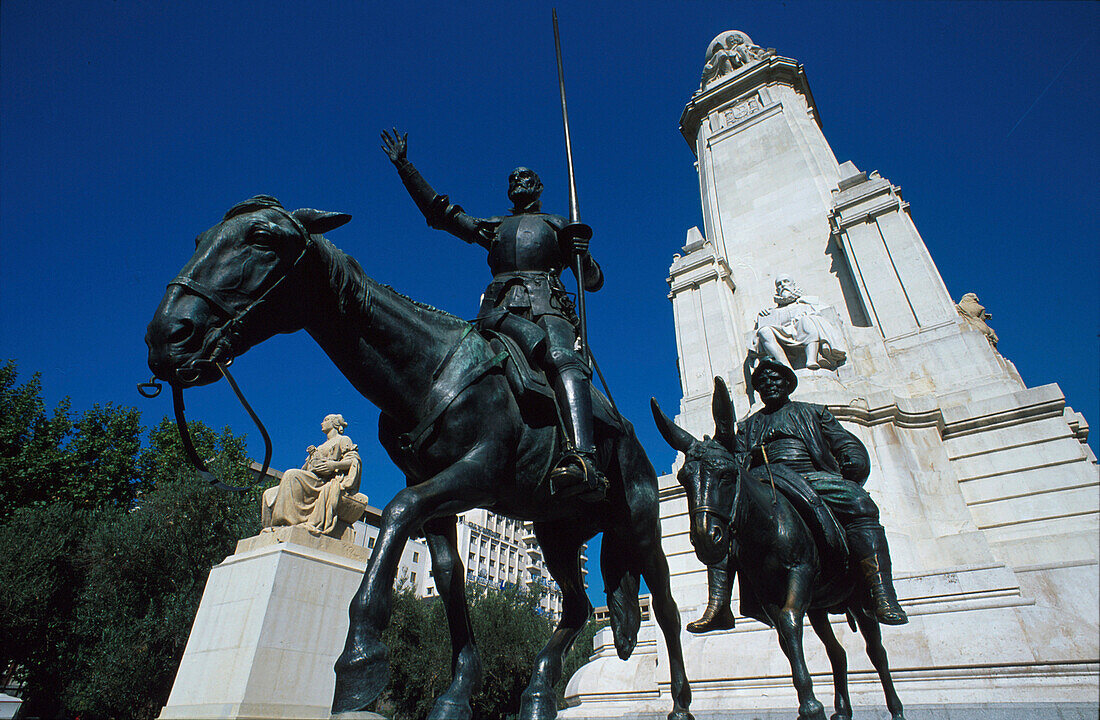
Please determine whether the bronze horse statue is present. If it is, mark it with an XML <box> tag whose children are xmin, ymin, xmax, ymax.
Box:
<box><xmin>651</xmin><ymin>378</ymin><xmax>904</xmax><ymax>720</ymax></box>
<box><xmin>145</xmin><ymin>196</ymin><xmax>693</xmax><ymax>720</ymax></box>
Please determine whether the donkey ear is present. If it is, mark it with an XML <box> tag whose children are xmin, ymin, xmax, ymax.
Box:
<box><xmin>651</xmin><ymin>397</ymin><xmax>696</xmax><ymax>454</ymax></box>
<box><xmin>712</xmin><ymin>376</ymin><xmax>737</xmax><ymax>448</ymax></box>
<box><xmin>292</xmin><ymin>208</ymin><xmax>352</xmax><ymax>235</ymax></box>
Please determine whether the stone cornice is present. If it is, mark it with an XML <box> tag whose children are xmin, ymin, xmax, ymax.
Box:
<box><xmin>680</xmin><ymin>54</ymin><xmax>821</xmax><ymax>150</ymax></box>
<box><xmin>666</xmin><ymin>244</ymin><xmax>735</xmax><ymax>298</ymax></box>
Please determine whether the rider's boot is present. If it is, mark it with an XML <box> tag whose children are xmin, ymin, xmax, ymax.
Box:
<box><xmin>852</xmin><ymin>527</ymin><xmax>908</xmax><ymax>625</ymax></box>
<box><xmin>546</xmin><ymin>349</ymin><xmax>607</xmax><ymax>502</ymax></box>
<box><xmin>687</xmin><ymin>560</ymin><xmax>736</xmax><ymax>633</ymax></box>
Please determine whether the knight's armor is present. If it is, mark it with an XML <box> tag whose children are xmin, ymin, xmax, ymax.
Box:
<box><xmin>393</xmin><ymin>159</ymin><xmax>606</xmax><ymax>500</ymax></box>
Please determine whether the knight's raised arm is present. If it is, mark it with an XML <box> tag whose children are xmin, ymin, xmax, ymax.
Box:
<box><xmin>381</xmin><ymin>129</ymin><xmax>488</xmax><ymax>247</ymax></box>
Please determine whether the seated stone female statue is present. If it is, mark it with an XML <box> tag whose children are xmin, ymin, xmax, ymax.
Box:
<box><xmin>262</xmin><ymin>413</ymin><xmax>362</xmax><ymax>536</ymax></box>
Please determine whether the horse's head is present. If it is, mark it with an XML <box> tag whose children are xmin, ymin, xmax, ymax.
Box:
<box><xmin>651</xmin><ymin>376</ymin><xmax>740</xmax><ymax>566</ymax></box>
<box><xmin>146</xmin><ymin>196</ymin><xmax>350</xmax><ymax>387</ymax></box>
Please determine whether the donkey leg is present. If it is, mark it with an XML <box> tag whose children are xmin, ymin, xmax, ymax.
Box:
<box><xmin>519</xmin><ymin>521</ymin><xmax>596</xmax><ymax>720</ymax></box>
<box><xmin>808</xmin><ymin>610</ymin><xmax>851</xmax><ymax>720</ymax></box>
<box><xmin>332</xmin><ymin>458</ymin><xmax>490</xmax><ymax>713</ymax></box>
<box><xmin>770</xmin><ymin>597</ymin><xmax>826</xmax><ymax>720</ymax></box>
<box><xmin>640</xmin><ymin>533</ymin><xmax>695</xmax><ymax>720</ymax></box>
<box><xmin>423</xmin><ymin>515</ymin><xmax>481</xmax><ymax>720</ymax></box>
<box><xmin>854</xmin><ymin>611</ymin><xmax>905</xmax><ymax>720</ymax></box>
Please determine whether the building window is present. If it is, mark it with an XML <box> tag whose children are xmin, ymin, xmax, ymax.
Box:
<box><xmin>413</xmin><ymin>551</ymin><xmax>420</xmax><ymax>563</ymax></box>
<box><xmin>411</xmin><ymin>572</ymin><xmax>417</xmax><ymax>585</ymax></box>
<box><xmin>368</xmin><ymin>537</ymin><xmax>375</xmax><ymax>549</ymax></box>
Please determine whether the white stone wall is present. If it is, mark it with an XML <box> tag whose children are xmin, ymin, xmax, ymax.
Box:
<box><xmin>565</xmin><ymin>36</ymin><xmax>1098</xmax><ymax>719</ymax></box>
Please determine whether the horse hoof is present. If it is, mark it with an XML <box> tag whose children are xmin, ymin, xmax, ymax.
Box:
<box><xmin>428</xmin><ymin>696</ymin><xmax>473</xmax><ymax>720</ymax></box>
<box><xmin>668</xmin><ymin>710</ymin><xmax>695</xmax><ymax>720</ymax></box>
<box><xmin>798</xmin><ymin>702</ymin><xmax>826</xmax><ymax>720</ymax></box>
<box><xmin>830</xmin><ymin>713</ymin><xmax>853</xmax><ymax>720</ymax></box>
<box><xmin>518</xmin><ymin>688</ymin><xmax>557</xmax><ymax>720</ymax></box>
<box><xmin>331</xmin><ymin>639</ymin><xmax>390</xmax><ymax>713</ymax></box>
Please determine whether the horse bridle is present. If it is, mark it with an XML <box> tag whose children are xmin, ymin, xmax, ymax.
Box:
<box><xmin>138</xmin><ymin>207</ymin><xmax>312</xmax><ymax>492</ymax></box>
<box><xmin>688</xmin><ymin>463</ymin><xmax>742</xmax><ymax>540</ymax></box>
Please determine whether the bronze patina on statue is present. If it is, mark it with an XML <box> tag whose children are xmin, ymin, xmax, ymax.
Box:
<box><xmin>144</xmin><ymin>23</ymin><xmax>692</xmax><ymax>718</ymax></box>
<box><xmin>145</xmin><ymin>195</ymin><xmax>692</xmax><ymax>720</ymax></box>
<box><xmin>652</xmin><ymin>370</ymin><xmax>906</xmax><ymax>720</ymax></box>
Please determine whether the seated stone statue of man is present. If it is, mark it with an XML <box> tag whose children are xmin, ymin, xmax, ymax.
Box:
<box><xmin>753</xmin><ymin>274</ymin><xmax>846</xmax><ymax>370</ymax></box>
<box><xmin>262</xmin><ymin>413</ymin><xmax>362</xmax><ymax>537</ymax></box>
<box><xmin>689</xmin><ymin>357</ymin><xmax>907</xmax><ymax>633</ymax></box>
<box><xmin>379</xmin><ymin>129</ymin><xmax>607</xmax><ymax>502</ymax></box>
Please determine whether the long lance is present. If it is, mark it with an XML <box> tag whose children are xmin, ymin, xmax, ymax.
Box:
<box><xmin>552</xmin><ymin>9</ymin><xmax>593</xmax><ymax>365</ymax></box>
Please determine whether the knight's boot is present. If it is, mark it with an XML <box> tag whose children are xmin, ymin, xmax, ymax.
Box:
<box><xmin>854</xmin><ymin>528</ymin><xmax>908</xmax><ymax>625</ymax></box>
<box><xmin>687</xmin><ymin>562</ymin><xmax>736</xmax><ymax>633</ymax></box>
<box><xmin>547</xmin><ymin>353</ymin><xmax>607</xmax><ymax>502</ymax></box>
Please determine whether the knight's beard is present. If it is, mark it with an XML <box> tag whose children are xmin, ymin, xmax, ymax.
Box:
<box><xmin>509</xmin><ymin>188</ymin><xmax>541</xmax><ymax>212</ymax></box>
<box><xmin>774</xmin><ymin>289</ymin><xmax>801</xmax><ymax>307</ymax></box>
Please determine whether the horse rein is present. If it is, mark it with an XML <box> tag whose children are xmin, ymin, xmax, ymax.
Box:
<box><xmin>137</xmin><ymin>206</ymin><xmax>311</xmax><ymax>492</ymax></box>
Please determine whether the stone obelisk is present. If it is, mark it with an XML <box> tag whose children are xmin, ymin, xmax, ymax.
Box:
<box><xmin>562</xmin><ymin>30</ymin><xmax>1097</xmax><ymax>720</ymax></box>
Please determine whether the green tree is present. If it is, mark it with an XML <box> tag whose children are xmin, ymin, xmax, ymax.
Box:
<box><xmin>0</xmin><ymin>362</ymin><xmax>262</xmax><ymax>719</ymax></box>
<box><xmin>0</xmin><ymin>502</ymin><xmax>98</xmax><ymax>719</ymax></box>
<box><xmin>377</xmin><ymin>583</ymin><xmax>603</xmax><ymax>720</ymax></box>
<box><xmin>0</xmin><ymin>361</ymin><xmax>72</xmax><ymax>517</ymax></box>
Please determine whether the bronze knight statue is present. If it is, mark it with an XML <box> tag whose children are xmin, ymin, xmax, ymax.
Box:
<box><xmin>382</xmin><ymin>129</ymin><xmax>607</xmax><ymax>501</ymax></box>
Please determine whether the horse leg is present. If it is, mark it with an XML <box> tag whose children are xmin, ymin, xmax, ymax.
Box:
<box><xmin>518</xmin><ymin>521</ymin><xmax>594</xmax><ymax>720</ymax></box>
<box><xmin>332</xmin><ymin>458</ymin><xmax>490</xmax><ymax>713</ymax></box>
<box><xmin>854</xmin><ymin>611</ymin><xmax>905</xmax><ymax>720</ymax></box>
<box><xmin>808</xmin><ymin>610</ymin><xmax>851</xmax><ymax>720</ymax></box>
<box><xmin>769</xmin><ymin>591</ymin><xmax>825</xmax><ymax>720</ymax></box>
<box><xmin>640</xmin><ymin>533</ymin><xmax>695</xmax><ymax>720</ymax></box>
<box><xmin>423</xmin><ymin>515</ymin><xmax>481</xmax><ymax>720</ymax></box>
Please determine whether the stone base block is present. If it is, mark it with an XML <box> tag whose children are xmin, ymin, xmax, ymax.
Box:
<box><xmin>158</xmin><ymin>532</ymin><xmax>370</xmax><ymax>719</ymax></box>
<box><xmin>609</xmin><ymin>703</ymin><xmax>1097</xmax><ymax>720</ymax></box>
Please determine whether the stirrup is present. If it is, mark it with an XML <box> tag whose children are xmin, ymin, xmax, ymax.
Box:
<box><xmin>549</xmin><ymin>451</ymin><xmax>607</xmax><ymax>502</ymax></box>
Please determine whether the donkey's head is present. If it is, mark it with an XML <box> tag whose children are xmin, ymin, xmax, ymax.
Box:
<box><xmin>145</xmin><ymin>196</ymin><xmax>350</xmax><ymax>387</ymax></box>
<box><xmin>651</xmin><ymin>376</ymin><xmax>740</xmax><ymax>566</ymax></box>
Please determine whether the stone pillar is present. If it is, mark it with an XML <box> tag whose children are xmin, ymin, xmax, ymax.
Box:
<box><xmin>158</xmin><ymin>529</ymin><xmax>383</xmax><ymax>720</ymax></box>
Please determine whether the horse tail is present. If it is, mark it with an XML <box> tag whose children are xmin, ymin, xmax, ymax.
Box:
<box><xmin>601</xmin><ymin>530</ymin><xmax>642</xmax><ymax>660</ymax></box>
<box><xmin>846</xmin><ymin>609</ymin><xmax>858</xmax><ymax>632</ymax></box>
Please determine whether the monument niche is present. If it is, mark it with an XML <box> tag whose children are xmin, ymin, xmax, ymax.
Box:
<box><xmin>145</xmin><ymin>185</ymin><xmax>694</xmax><ymax>719</ymax></box>
<box><xmin>562</xmin><ymin>29</ymin><xmax>1097</xmax><ymax>720</ymax></box>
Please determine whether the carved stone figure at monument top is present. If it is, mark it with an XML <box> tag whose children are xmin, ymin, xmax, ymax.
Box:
<box><xmin>699</xmin><ymin>30</ymin><xmax>775</xmax><ymax>90</ymax></box>
<box><xmin>261</xmin><ymin>413</ymin><xmax>368</xmax><ymax>540</ymax></box>
<box><xmin>752</xmin><ymin>274</ymin><xmax>847</xmax><ymax>371</ymax></box>
<box><xmin>956</xmin><ymin>292</ymin><xmax>999</xmax><ymax>348</ymax></box>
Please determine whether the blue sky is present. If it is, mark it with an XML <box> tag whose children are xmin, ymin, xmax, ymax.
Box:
<box><xmin>1</xmin><ymin>1</ymin><xmax>1096</xmax><ymax>607</ymax></box>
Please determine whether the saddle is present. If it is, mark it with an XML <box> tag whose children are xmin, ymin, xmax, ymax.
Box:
<box><xmin>742</xmin><ymin>463</ymin><xmax>849</xmax><ymax>578</ymax></box>
<box><xmin>482</xmin><ymin>330</ymin><xmax>624</xmax><ymax>436</ymax></box>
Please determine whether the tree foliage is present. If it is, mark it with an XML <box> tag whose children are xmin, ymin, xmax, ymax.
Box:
<box><xmin>0</xmin><ymin>361</ymin><xmax>261</xmax><ymax>719</ymax></box>
<box><xmin>377</xmin><ymin>584</ymin><xmax>606</xmax><ymax>720</ymax></box>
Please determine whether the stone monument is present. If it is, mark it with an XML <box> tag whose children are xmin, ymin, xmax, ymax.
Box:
<box><xmin>158</xmin><ymin>416</ymin><xmax>381</xmax><ymax>720</ymax></box>
<box><xmin>562</xmin><ymin>31</ymin><xmax>1097</xmax><ymax>720</ymax></box>
<box><xmin>261</xmin><ymin>412</ymin><xmax>370</xmax><ymax>541</ymax></box>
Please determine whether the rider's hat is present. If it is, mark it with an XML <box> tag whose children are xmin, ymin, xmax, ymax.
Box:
<box><xmin>750</xmin><ymin>355</ymin><xmax>797</xmax><ymax>393</ymax></box>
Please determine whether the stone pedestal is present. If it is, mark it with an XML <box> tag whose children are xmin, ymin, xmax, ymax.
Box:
<box><xmin>563</xmin><ymin>31</ymin><xmax>1097</xmax><ymax>720</ymax></box>
<box><xmin>158</xmin><ymin>527</ymin><xmax>382</xmax><ymax>720</ymax></box>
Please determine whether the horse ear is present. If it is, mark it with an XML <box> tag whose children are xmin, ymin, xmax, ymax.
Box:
<box><xmin>292</xmin><ymin>208</ymin><xmax>352</xmax><ymax>234</ymax></box>
<box><xmin>651</xmin><ymin>398</ymin><xmax>696</xmax><ymax>454</ymax></box>
<box><xmin>712</xmin><ymin>376</ymin><xmax>736</xmax><ymax>449</ymax></box>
